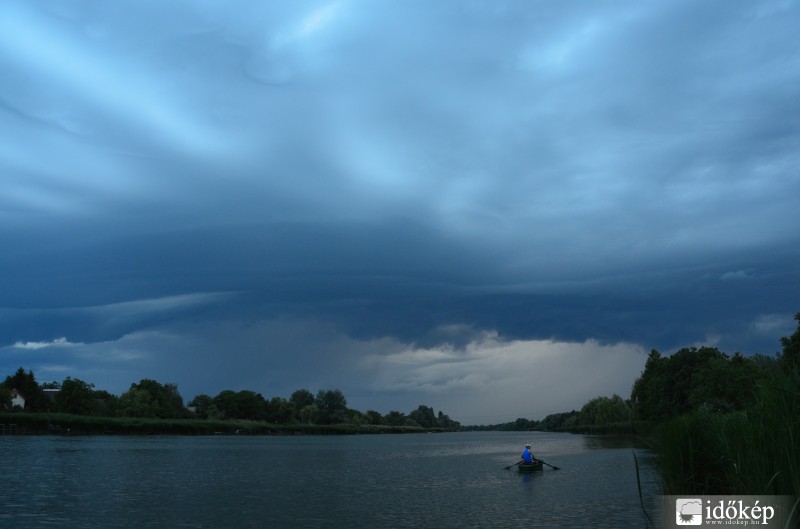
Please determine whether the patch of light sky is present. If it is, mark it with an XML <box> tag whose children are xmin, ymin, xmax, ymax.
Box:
<box><xmin>516</xmin><ymin>5</ymin><xmax>645</xmax><ymax>76</ymax></box>
<box><xmin>360</xmin><ymin>331</ymin><xmax>648</xmax><ymax>421</ymax></box>
<box><xmin>0</xmin><ymin>3</ymin><xmax>233</xmax><ymax>158</ymax></box>
<box><xmin>243</xmin><ymin>1</ymin><xmax>344</xmax><ymax>83</ymax></box>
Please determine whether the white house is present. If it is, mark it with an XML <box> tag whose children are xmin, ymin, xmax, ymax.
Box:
<box><xmin>10</xmin><ymin>389</ymin><xmax>25</xmax><ymax>409</ymax></box>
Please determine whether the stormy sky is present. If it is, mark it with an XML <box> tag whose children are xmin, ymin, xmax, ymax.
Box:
<box><xmin>1</xmin><ymin>0</ymin><xmax>799</xmax><ymax>424</ymax></box>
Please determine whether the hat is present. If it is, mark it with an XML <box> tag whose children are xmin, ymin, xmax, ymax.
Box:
<box><xmin>526</xmin><ymin>444</ymin><xmax>531</xmax><ymax>448</ymax></box>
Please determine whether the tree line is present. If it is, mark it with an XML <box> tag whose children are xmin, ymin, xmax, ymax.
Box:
<box><xmin>0</xmin><ymin>373</ymin><xmax>460</xmax><ymax>431</ymax></box>
<box><xmin>466</xmin><ymin>311</ymin><xmax>800</xmax><ymax>432</ymax></box>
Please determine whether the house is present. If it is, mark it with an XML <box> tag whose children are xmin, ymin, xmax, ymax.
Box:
<box><xmin>43</xmin><ymin>388</ymin><xmax>60</xmax><ymax>405</ymax></box>
<box><xmin>10</xmin><ymin>389</ymin><xmax>26</xmax><ymax>409</ymax></box>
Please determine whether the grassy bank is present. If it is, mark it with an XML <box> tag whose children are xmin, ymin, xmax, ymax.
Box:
<box><xmin>0</xmin><ymin>412</ymin><xmax>449</xmax><ymax>436</ymax></box>
<box><xmin>655</xmin><ymin>371</ymin><xmax>800</xmax><ymax>496</ymax></box>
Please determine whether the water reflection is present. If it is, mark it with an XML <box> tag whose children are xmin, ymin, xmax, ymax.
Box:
<box><xmin>582</xmin><ymin>434</ymin><xmax>650</xmax><ymax>450</ymax></box>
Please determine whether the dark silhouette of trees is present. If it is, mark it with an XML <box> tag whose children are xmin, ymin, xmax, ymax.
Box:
<box><xmin>365</xmin><ymin>410</ymin><xmax>383</xmax><ymax>425</ymax></box>
<box><xmin>297</xmin><ymin>403</ymin><xmax>319</xmax><ymax>424</ymax></box>
<box><xmin>630</xmin><ymin>346</ymin><xmax>765</xmax><ymax>422</ymax></box>
<box><xmin>55</xmin><ymin>377</ymin><xmax>98</xmax><ymax>416</ymax></box>
<box><xmin>316</xmin><ymin>389</ymin><xmax>348</xmax><ymax>424</ymax></box>
<box><xmin>405</xmin><ymin>405</ymin><xmax>460</xmax><ymax>429</ymax></box>
<box><xmin>0</xmin><ymin>366</ymin><xmax>461</xmax><ymax>430</ymax></box>
<box><xmin>211</xmin><ymin>390</ymin><xmax>267</xmax><ymax>420</ymax></box>
<box><xmin>187</xmin><ymin>394</ymin><xmax>219</xmax><ymax>419</ymax></box>
<box><xmin>409</xmin><ymin>405</ymin><xmax>436</xmax><ymax>428</ymax></box>
<box><xmin>266</xmin><ymin>397</ymin><xmax>294</xmax><ymax>423</ymax></box>
<box><xmin>538</xmin><ymin>411</ymin><xmax>578</xmax><ymax>431</ymax></box>
<box><xmin>234</xmin><ymin>390</ymin><xmax>268</xmax><ymax>421</ymax></box>
<box><xmin>118</xmin><ymin>379</ymin><xmax>186</xmax><ymax>419</ymax></box>
<box><xmin>383</xmin><ymin>410</ymin><xmax>408</xmax><ymax>426</ymax></box>
<box><xmin>290</xmin><ymin>389</ymin><xmax>315</xmax><ymax>409</ymax></box>
<box><xmin>579</xmin><ymin>394</ymin><xmax>630</xmax><ymax>425</ymax></box>
<box><xmin>0</xmin><ymin>385</ymin><xmax>9</xmax><ymax>409</ymax></box>
<box><xmin>780</xmin><ymin>312</ymin><xmax>800</xmax><ymax>369</ymax></box>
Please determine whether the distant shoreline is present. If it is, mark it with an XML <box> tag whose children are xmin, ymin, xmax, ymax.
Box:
<box><xmin>0</xmin><ymin>412</ymin><xmax>457</xmax><ymax>436</ymax></box>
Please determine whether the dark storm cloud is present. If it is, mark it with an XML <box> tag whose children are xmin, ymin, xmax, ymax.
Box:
<box><xmin>2</xmin><ymin>0</ymin><xmax>799</xmax><ymax>422</ymax></box>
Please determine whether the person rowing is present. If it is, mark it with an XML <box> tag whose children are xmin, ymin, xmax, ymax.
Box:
<box><xmin>504</xmin><ymin>444</ymin><xmax>560</xmax><ymax>470</ymax></box>
<box><xmin>522</xmin><ymin>443</ymin><xmax>535</xmax><ymax>463</ymax></box>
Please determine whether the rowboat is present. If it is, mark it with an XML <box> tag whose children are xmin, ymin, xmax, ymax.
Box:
<box><xmin>518</xmin><ymin>460</ymin><xmax>543</xmax><ymax>472</ymax></box>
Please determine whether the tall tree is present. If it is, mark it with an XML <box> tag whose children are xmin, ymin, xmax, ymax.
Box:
<box><xmin>93</xmin><ymin>389</ymin><xmax>119</xmax><ymax>417</ymax></box>
<box><xmin>290</xmin><ymin>388</ymin><xmax>315</xmax><ymax>409</ymax></box>
<box><xmin>316</xmin><ymin>389</ymin><xmax>348</xmax><ymax>424</ymax></box>
<box><xmin>298</xmin><ymin>404</ymin><xmax>319</xmax><ymax>424</ymax></box>
<box><xmin>409</xmin><ymin>405</ymin><xmax>436</xmax><ymax>428</ymax></box>
<box><xmin>118</xmin><ymin>388</ymin><xmax>159</xmax><ymax>417</ymax></box>
<box><xmin>579</xmin><ymin>394</ymin><xmax>630</xmax><ymax>425</ymax></box>
<box><xmin>383</xmin><ymin>411</ymin><xmax>407</xmax><ymax>426</ymax></box>
<box><xmin>631</xmin><ymin>346</ymin><xmax>767</xmax><ymax>421</ymax></box>
<box><xmin>235</xmin><ymin>391</ymin><xmax>268</xmax><ymax>421</ymax></box>
<box><xmin>212</xmin><ymin>390</ymin><xmax>267</xmax><ymax>420</ymax></box>
<box><xmin>0</xmin><ymin>385</ymin><xmax>10</xmax><ymax>409</ymax></box>
<box><xmin>780</xmin><ymin>312</ymin><xmax>800</xmax><ymax>369</ymax></box>
<box><xmin>437</xmin><ymin>411</ymin><xmax>460</xmax><ymax>429</ymax></box>
<box><xmin>630</xmin><ymin>350</ymin><xmax>667</xmax><ymax>420</ymax></box>
<box><xmin>212</xmin><ymin>390</ymin><xmax>238</xmax><ymax>419</ymax></box>
<box><xmin>55</xmin><ymin>377</ymin><xmax>98</xmax><ymax>416</ymax></box>
<box><xmin>120</xmin><ymin>379</ymin><xmax>186</xmax><ymax>418</ymax></box>
<box><xmin>188</xmin><ymin>394</ymin><xmax>222</xmax><ymax>420</ymax></box>
<box><xmin>266</xmin><ymin>397</ymin><xmax>295</xmax><ymax>423</ymax></box>
<box><xmin>365</xmin><ymin>410</ymin><xmax>383</xmax><ymax>425</ymax></box>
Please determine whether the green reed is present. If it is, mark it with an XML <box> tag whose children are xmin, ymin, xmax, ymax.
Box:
<box><xmin>655</xmin><ymin>371</ymin><xmax>800</xmax><ymax>496</ymax></box>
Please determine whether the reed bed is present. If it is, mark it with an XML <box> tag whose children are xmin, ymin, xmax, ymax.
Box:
<box><xmin>655</xmin><ymin>371</ymin><xmax>800</xmax><ymax>496</ymax></box>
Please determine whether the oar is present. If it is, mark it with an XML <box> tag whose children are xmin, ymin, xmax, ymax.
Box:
<box><xmin>538</xmin><ymin>459</ymin><xmax>560</xmax><ymax>470</ymax></box>
<box><xmin>504</xmin><ymin>461</ymin><xmax>522</xmax><ymax>470</ymax></box>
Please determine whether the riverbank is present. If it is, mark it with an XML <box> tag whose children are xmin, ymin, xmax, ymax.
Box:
<box><xmin>0</xmin><ymin>412</ymin><xmax>455</xmax><ymax>436</ymax></box>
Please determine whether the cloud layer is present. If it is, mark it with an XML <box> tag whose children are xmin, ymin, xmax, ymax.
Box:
<box><xmin>1</xmin><ymin>0</ymin><xmax>799</xmax><ymax>422</ymax></box>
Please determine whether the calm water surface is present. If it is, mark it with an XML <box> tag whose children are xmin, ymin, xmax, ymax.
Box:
<box><xmin>1</xmin><ymin>431</ymin><xmax>661</xmax><ymax>528</ymax></box>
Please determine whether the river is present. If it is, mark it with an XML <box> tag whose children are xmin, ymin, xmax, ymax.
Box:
<box><xmin>1</xmin><ymin>431</ymin><xmax>662</xmax><ymax>528</ymax></box>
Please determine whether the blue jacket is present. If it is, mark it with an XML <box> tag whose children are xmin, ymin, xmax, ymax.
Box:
<box><xmin>522</xmin><ymin>448</ymin><xmax>533</xmax><ymax>463</ymax></box>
